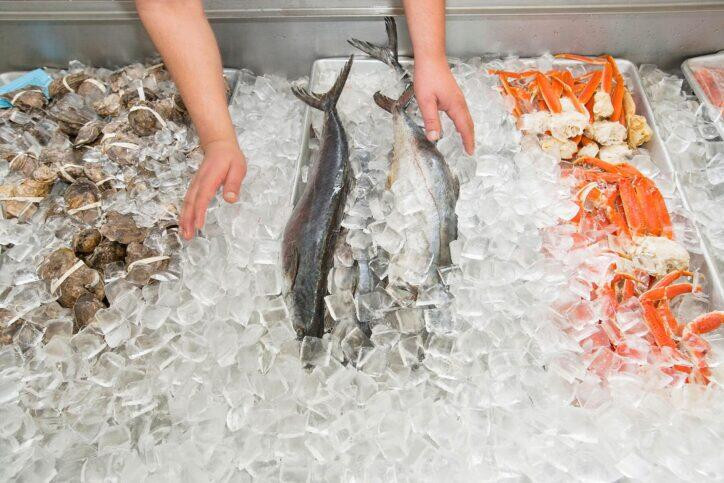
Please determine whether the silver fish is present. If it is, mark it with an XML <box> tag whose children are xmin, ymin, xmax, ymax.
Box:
<box><xmin>375</xmin><ymin>87</ymin><xmax>459</xmax><ymax>286</ymax></box>
<box><xmin>282</xmin><ymin>56</ymin><xmax>354</xmax><ymax>338</ymax></box>
<box><xmin>350</xmin><ymin>18</ymin><xmax>458</xmax><ymax>286</ymax></box>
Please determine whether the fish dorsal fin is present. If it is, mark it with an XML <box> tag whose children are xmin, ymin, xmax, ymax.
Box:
<box><xmin>291</xmin><ymin>55</ymin><xmax>354</xmax><ymax>112</ymax></box>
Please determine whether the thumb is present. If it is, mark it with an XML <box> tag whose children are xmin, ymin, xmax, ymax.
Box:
<box><xmin>418</xmin><ymin>96</ymin><xmax>442</xmax><ymax>142</ymax></box>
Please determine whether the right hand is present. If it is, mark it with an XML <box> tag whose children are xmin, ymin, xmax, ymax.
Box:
<box><xmin>180</xmin><ymin>138</ymin><xmax>247</xmax><ymax>240</ymax></box>
<box><xmin>413</xmin><ymin>55</ymin><xmax>475</xmax><ymax>155</ymax></box>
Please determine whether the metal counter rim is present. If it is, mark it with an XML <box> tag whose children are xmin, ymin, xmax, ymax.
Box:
<box><xmin>1</xmin><ymin>2</ymin><xmax>724</xmax><ymax>21</ymax></box>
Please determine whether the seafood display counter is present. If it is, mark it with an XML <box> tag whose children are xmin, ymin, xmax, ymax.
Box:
<box><xmin>1</xmin><ymin>3</ymin><xmax>724</xmax><ymax>483</ymax></box>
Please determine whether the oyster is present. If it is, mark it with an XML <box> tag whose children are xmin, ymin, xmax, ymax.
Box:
<box><xmin>92</xmin><ymin>93</ymin><xmax>121</xmax><ymax>117</ymax></box>
<box><xmin>49</xmin><ymin>73</ymin><xmax>90</xmax><ymax>98</ymax></box>
<box><xmin>100</xmin><ymin>211</ymin><xmax>148</xmax><ymax>244</ymax></box>
<box><xmin>128</xmin><ymin>101</ymin><xmax>166</xmax><ymax>137</ymax></box>
<box><xmin>38</xmin><ymin>248</ymin><xmax>105</xmax><ymax>308</ymax></box>
<box><xmin>8</xmin><ymin>153</ymin><xmax>39</xmax><ymax>177</ymax></box>
<box><xmin>31</xmin><ymin>164</ymin><xmax>58</xmax><ymax>184</ymax></box>
<box><xmin>154</xmin><ymin>95</ymin><xmax>187</xmax><ymax>123</ymax></box>
<box><xmin>146</xmin><ymin>63</ymin><xmax>170</xmax><ymax>83</ymax></box>
<box><xmin>39</xmin><ymin>146</ymin><xmax>77</xmax><ymax>171</ymax></box>
<box><xmin>86</xmin><ymin>239</ymin><xmax>127</xmax><ymax>271</ymax></box>
<box><xmin>48</xmin><ymin>93</ymin><xmax>98</xmax><ymax>136</ymax></box>
<box><xmin>125</xmin><ymin>241</ymin><xmax>169</xmax><ymax>284</ymax></box>
<box><xmin>64</xmin><ymin>177</ymin><xmax>101</xmax><ymax>223</ymax></box>
<box><xmin>72</xmin><ymin>228</ymin><xmax>102</xmax><ymax>255</ymax></box>
<box><xmin>100</xmin><ymin>132</ymin><xmax>141</xmax><ymax>166</ymax></box>
<box><xmin>73</xmin><ymin>292</ymin><xmax>106</xmax><ymax>330</ymax></box>
<box><xmin>122</xmin><ymin>87</ymin><xmax>159</xmax><ymax>108</ymax></box>
<box><xmin>2</xmin><ymin>87</ymin><xmax>46</xmax><ymax>111</ymax></box>
<box><xmin>74</xmin><ymin>120</ymin><xmax>105</xmax><ymax>147</ymax></box>
<box><xmin>76</xmin><ymin>78</ymin><xmax>107</xmax><ymax>102</ymax></box>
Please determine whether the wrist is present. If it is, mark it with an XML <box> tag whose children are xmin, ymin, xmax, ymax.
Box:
<box><xmin>201</xmin><ymin>135</ymin><xmax>240</xmax><ymax>153</ymax></box>
<box><xmin>414</xmin><ymin>49</ymin><xmax>448</xmax><ymax>67</ymax></box>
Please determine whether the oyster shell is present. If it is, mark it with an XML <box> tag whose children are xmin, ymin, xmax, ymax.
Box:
<box><xmin>122</xmin><ymin>87</ymin><xmax>159</xmax><ymax>108</ymax></box>
<box><xmin>38</xmin><ymin>248</ymin><xmax>105</xmax><ymax>308</ymax></box>
<box><xmin>1</xmin><ymin>87</ymin><xmax>47</xmax><ymax>111</ymax></box>
<box><xmin>73</xmin><ymin>292</ymin><xmax>106</xmax><ymax>330</ymax></box>
<box><xmin>74</xmin><ymin>120</ymin><xmax>105</xmax><ymax>147</ymax></box>
<box><xmin>49</xmin><ymin>73</ymin><xmax>90</xmax><ymax>98</ymax></box>
<box><xmin>72</xmin><ymin>228</ymin><xmax>102</xmax><ymax>255</ymax></box>
<box><xmin>100</xmin><ymin>211</ymin><xmax>148</xmax><ymax>244</ymax></box>
<box><xmin>64</xmin><ymin>177</ymin><xmax>101</xmax><ymax>223</ymax></box>
<box><xmin>92</xmin><ymin>93</ymin><xmax>121</xmax><ymax>117</ymax></box>
<box><xmin>86</xmin><ymin>239</ymin><xmax>127</xmax><ymax>271</ymax></box>
<box><xmin>154</xmin><ymin>95</ymin><xmax>187</xmax><ymax>123</ymax></box>
<box><xmin>128</xmin><ymin>101</ymin><xmax>165</xmax><ymax>137</ymax></box>
<box><xmin>101</xmin><ymin>132</ymin><xmax>141</xmax><ymax>166</ymax></box>
<box><xmin>125</xmin><ymin>241</ymin><xmax>169</xmax><ymax>284</ymax></box>
<box><xmin>8</xmin><ymin>153</ymin><xmax>39</xmax><ymax>177</ymax></box>
<box><xmin>48</xmin><ymin>93</ymin><xmax>98</xmax><ymax>136</ymax></box>
<box><xmin>76</xmin><ymin>78</ymin><xmax>107</xmax><ymax>102</ymax></box>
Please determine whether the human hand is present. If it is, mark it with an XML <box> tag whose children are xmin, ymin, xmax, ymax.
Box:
<box><xmin>180</xmin><ymin>138</ymin><xmax>247</xmax><ymax>240</ymax></box>
<box><xmin>413</xmin><ymin>56</ymin><xmax>475</xmax><ymax>155</ymax></box>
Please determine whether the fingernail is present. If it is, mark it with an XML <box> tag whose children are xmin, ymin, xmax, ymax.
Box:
<box><xmin>426</xmin><ymin>130</ymin><xmax>440</xmax><ymax>142</ymax></box>
<box><xmin>224</xmin><ymin>192</ymin><xmax>237</xmax><ymax>203</ymax></box>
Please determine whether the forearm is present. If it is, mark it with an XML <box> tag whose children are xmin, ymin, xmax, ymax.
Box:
<box><xmin>401</xmin><ymin>0</ymin><xmax>447</xmax><ymax>63</ymax></box>
<box><xmin>135</xmin><ymin>0</ymin><xmax>236</xmax><ymax>148</ymax></box>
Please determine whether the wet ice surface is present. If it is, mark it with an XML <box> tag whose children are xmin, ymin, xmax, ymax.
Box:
<box><xmin>641</xmin><ymin>64</ymin><xmax>724</xmax><ymax>279</ymax></box>
<box><xmin>1</xmin><ymin>60</ymin><xmax>724</xmax><ymax>481</ymax></box>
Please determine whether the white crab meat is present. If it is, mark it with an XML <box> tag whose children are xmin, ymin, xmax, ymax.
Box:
<box><xmin>540</xmin><ymin>135</ymin><xmax>578</xmax><ymax>160</ymax></box>
<box><xmin>630</xmin><ymin>236</ymin><xmax>690</xmax><ymax>277</ymax></box>
<box><xmin>598</xmin><ymin>143</ymin><xmax>632</xmax><ymax>162</ymax></box>
<box><xmin>549</xmin><ymin>111</ymin><xmax>589</xmax><ymax>140</ymax></box>
<box><xmin>577</xmin><ymin>142</ymin><xmax>599</xmax><ymax>159</ymax></box>
<box><xmin>518</xmin><ymin>111</ymin><xmax>551</xmax><ymax>135</ymax></box>
<box><xmin>585</xmin><ymin>121</ymin><xmax>627</xmax><ymax>146</ymax></box>
<box><xmin>593</xmin><ymin>91</ymin><xmax>614</xmax><ymax>119</ymax></box>
<box><xmin>627</xmin><ymin>114</ymin><xmax>653</xmax><ymax>148</ymax></box>
<box><xmin>560</xmin><ymin>97</ymin><xmax>576</xmax><ymax>113</ymax></box>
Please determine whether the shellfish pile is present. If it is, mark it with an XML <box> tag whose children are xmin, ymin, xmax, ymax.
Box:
<box><xmin>1</xmin><ymin>61</ymin><xmax>230</xmax><ymax>342</ymax></box>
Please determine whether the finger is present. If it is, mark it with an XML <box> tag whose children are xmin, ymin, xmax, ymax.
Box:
<box><xmin>223</xmin><ymin>160</ymin><xmax>247</xmax><ymax>203</ymax></box>
<box><xmin>447</xmin><ymin>99</ymin><xmax>475</xmax><ymax>155</ymax></box>
<box><xmin>194</xmin><ymin>181</ymin><xmax>219</xmax><ymax>230</ymax></box>
<box><xmin>418</xmin><ymin>96</ymin><xmax>442</xmax><ymax>142</ymax></box>
<box><xmin>180</xmin><ymin>181</ymin><xmax>200</xmax><ymax>240</ymax></box>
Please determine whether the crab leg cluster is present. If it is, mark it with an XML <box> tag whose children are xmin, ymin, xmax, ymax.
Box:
<box><xmin>492</xmin><ymin>53</ymin><xmax>653</xmax><ymax>163</ymax></box>
<box><xmin>568</xmin><ymin>156</ymin><xmax>672</xmax><ymax>239</ymax></box>
<box><xmin>570</xmin><ymin>157</ymin><xmax>722</xmax><ymax>383</ymax></box>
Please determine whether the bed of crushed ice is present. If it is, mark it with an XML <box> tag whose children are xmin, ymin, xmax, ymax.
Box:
<box><xmin>1</xmin><ymin>58</ymin><xmax>723</xmax><ymax>482</ymax></box>
<box><xmin>640</xmin><ymin>64</ymin><xmax>724</xmax><ymax>276</ymax></box>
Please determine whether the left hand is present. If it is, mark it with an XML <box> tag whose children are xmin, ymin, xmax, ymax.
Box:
<box><xmin>413</xmin><ymin>56</ymin><xmax>475</xmax><ymax>155</ymax></box>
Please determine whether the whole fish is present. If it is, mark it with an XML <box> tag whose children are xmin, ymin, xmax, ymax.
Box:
<box><xmin>350</xmin><ymin>18</ymin><xmax>458</xmax><ymax>286</ymax></box>
<box><xmin>375</xmin><ymin>87</ymin><xmax>459</xmax><ymax>285</ymax></box>
<box><xmin>282</xmin><ymin>55</ymin><xmax>354</xmax><ymax>338</ymax></box>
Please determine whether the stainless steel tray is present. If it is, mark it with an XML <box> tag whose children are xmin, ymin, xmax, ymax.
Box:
<box><xmin>0</xmin><ymin>68</ymin><xmax>241</xmax><ymax>106</ymax></box>
<box><xmin>682</xmin><ymin>51</ymin><xmax>724</xmax><ymax>140</ymax></box>
<box><xmin>294</xmin><ymin>56</ymin><xmax>723</xmax><ymax>309</ymax></box>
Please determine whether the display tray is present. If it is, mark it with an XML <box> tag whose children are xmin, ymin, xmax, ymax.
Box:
<box><xmin>292</xmin><ymin>56</ymin><xmax>724</xmax><ymax>308</ymax></box>
<box><xmin>682</xmin><ymin>50</ymin><xmax>724</xmax><ymax>140</ymax></box>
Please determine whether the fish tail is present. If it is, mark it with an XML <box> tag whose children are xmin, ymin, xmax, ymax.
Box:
<box><xmin>348</xmin><ymin>17</ymin><xmax>408</xmax><ymax>79</ymax></box>
<box><xmin>373</xmin><ymin>84</ymin><xmax>414</xmax><ymax>113</ymax></box>
<box><xmin>291</xmin><ymin>55</ymin><xmax>354</xmax><ymax>111</ymax></box>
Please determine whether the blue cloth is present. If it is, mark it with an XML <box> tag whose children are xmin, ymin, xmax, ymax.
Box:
<box><xmin>0</xmin><ymin>69</ymin><xmax>53</xmax><ymax>108</ymax></box>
